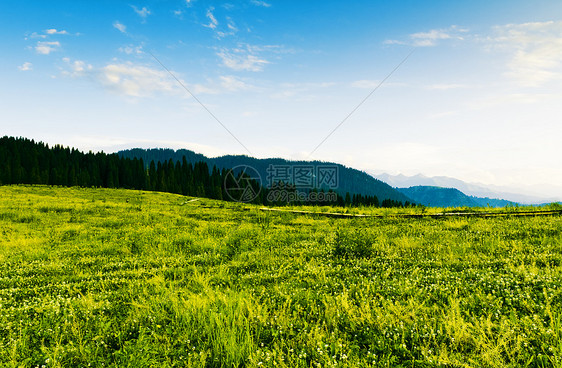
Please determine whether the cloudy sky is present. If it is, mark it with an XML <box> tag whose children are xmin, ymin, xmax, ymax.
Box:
<box><xmin>2</xmin><ymin>0</ymin><xmax>562</xmax><ymax>197</ymax></box>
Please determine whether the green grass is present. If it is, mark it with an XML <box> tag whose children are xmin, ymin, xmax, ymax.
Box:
<box><xmin>1</xmin><ymin>185</ymin><xmax>561</xmax><ymax>367</ymax></box>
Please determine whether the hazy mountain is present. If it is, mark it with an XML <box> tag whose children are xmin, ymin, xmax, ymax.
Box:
<box><xmin>397</xmin><ymin>186</ymin><xmax>517</xmax><ymax>208</ymax></box>
<box><xmin>397</xmin><ymin>186</ymin><xmax>478</xmax><ymax>207</ymax></box>
<box><xmin>118</xmin><ymin>148</ymin><xmax>413</xmax><ymax>204</ymax></box>
<box><xmin>373</xmin><ymin>173</ymin><xmax>561</xmax><ymax>205</ymax></box>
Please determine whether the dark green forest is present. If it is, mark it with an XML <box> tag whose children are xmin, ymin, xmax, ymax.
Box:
<box><xmin>0</xmin><ymin>136</ymin><xmax>239</xmax><ymax>202</ymax></box>
<box><xmin>118</xmin><ymin>148</ymin><xmax>413</xmax><ymax>203</ymax></box>
<box><xmin>0</xmin><ymin>136</ymin><xmax>409</xmax><ymax>207</ymax></box>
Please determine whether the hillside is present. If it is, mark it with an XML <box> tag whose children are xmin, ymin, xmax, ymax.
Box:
<box><xmin>469</xmin><ymin>195</ymin><xmax>518</xmax><ymax>208</ymax></box>
<box><xmin>397</xmin><ymin>186</ymin><xmax>517</xmax><ymax>208</ymax></box>
<box><xmin>0</xmin><ymin>136</ymin><xmax>410</xmax><ymax>207</ymax></box>
<box><xmin>118</xmin><ymin>148</ymin><xmax>412</xmax><ymax>204</ymax></box>
<box><xmin>397</xmin><ymin>186</ymin><xmax>479</xmax><ymax>207</ymax></box>
<box><xmin>0</xmin><ymin>136</ymin><xmax>233</xmax><ymax>202</ymax></box>
<box><xmin>1</xmin><ymin>185</ymin><xmax>561</xmax><ymax>366</ymax></box>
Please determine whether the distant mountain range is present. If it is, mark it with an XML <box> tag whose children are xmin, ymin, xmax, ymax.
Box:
<box><xmin>2</xmin><ymin>135</ymin><xmax>556</xmax><ymax>208</ymax></box>
<box><xmin>373</xmin><ymin>173</ymin><xmax>562</xmax><ymax>205</ymax></box>
<box><xmin>117</xmin><ymin>148</ymin><xmax>560</xmax><ymax>208</ymax></box>
<box><xmin>118</xmin><ymin>148</ymin><xmax>412</xmax><ymax>204</ymax></box>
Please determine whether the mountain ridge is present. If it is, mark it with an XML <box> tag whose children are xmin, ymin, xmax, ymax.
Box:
<box><xmin>118</xmin><ymin>148</ymin><xmax>413</xmax><ymax>204</ymax></box>
<box><xmin>396</xmin><ymin>186</ymin><xmax>517</xmax><ymax>208</ymax></box>
<box><xmin>373</xmin><ymin>172</ymin><xmax>561</xmax><ymax>205</ymax></box>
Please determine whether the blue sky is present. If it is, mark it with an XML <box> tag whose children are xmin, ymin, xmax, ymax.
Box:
<box><xmin>2</xmin><ymin>0</ymin><xmax>562</xmax><ymax>198</ymax></box>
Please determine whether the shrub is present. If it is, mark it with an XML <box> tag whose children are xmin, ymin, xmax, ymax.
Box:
<box><xmin>331</xmin><ymin>227</ymin><xmax>373</xmax><ymax>258</ymax></box>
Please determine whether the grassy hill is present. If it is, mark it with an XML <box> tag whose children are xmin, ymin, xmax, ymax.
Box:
<box><xmin>118</xmin><ymin>148</ymin><xmax>412</xmax><ymax>204</ymax></box>
<box><xmin>1</xmin><ymin>185</ymin><xmax>561</xmax><ymax>366</ymax></box>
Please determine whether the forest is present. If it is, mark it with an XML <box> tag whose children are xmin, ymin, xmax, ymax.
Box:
<box><xmin>0</xmin><ymin>136</ymin><xmax>407</xmax><ymax>208</ymax></box>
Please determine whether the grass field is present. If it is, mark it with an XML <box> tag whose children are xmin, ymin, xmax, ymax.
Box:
<box><xmin>1</xmin><ymin>185</ymin><xmax>561</xmax><ymax>367</ymax></box>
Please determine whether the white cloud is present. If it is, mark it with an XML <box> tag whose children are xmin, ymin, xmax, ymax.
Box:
<box><xmin>215</xmin><ymin>26</ymin><xmax>238</xmax><ymax>39</ymax></box>
<box><xmin>60</xmin><ymin>59</ymin><xmax>179</xmax><ymax>98</ymax></box>
<box><xmin>205</xmin><ymin>11</ymin><xmax>238</xmax><ymax>39</ymax></box>
<box><xmin>119</xmin><ymin>44</ymin><xmax>144</xmax><ymax>55</ymax></box>
<box><xmin>411</xmin><ymin>29</ymin><xmax>452</xmax><ymax>46</ymax></box>
<box><xmin>26</xmin><ymin>28</ymin><xmax>76</xmax><ymax>40</ymax></box>
<box><xmin>203</xmin><ymin>7</ymin><xmax>218</xmax><ymax>29</ymax></box>
<box><xmin>28</xmin><ymin>32</ymin><xmax>47</xmax><ymax>39</ymax></box>
<box><xmin>113</xmin><ymin>21</ymin><xmax>127</xmax><ymax>33</ymax></box>
<box><xmin>178</xmin><ymin>75</ymin><xmax>256</xmax><ymax>95</ymax></box>
<box><xmin>250</xmin><ymin>0</ymin><xmax>271</xmax><ymax>7</ymax></box>
<box><xmin>35</xmin><ymin>41</ymin><xmax>60</xmax><ymax>55</ymax></box>
<box><xmin>217</xmin><ymin>51</ymin><xmax>269</xmax><ymax>71</ymax></box>
<box><xmin>18</xmin><ymin>62</ymin><xmax>32</xmax><ymax>71</ymax></box>
<box><xmin>132</xmin><ymin>5</ymin><xmax>151</xmax><ymax>18</ymax></box>
<box><xmin>383</xmin><ymin>39</ymin><xmax>406</xmax><ymax>46</ymax></box>
<box><xmin>99</xmin><ymin>63</ymin><xmax>178</xmax><ymax>97</ymax></box>
<box><xmin>487</xmin><ymin>21</ymin><xmax>562</xmax><ymax>86</ymax></box>
<box><xmin>61</xmin><ymin>58</ymin><xmax>93</xmax><ymax>78</ymax></box>
<box><xmin>248</xmin><ymin>44</ymin><xmax>295</xmax><ymax>55</ymax></box>
<box><xmin>60</xmin><ymin>57</ymin><xmax>253</xmax><ymax>98</ymax></box>
<box><xmin>45</xmin><ymin>28</ymin><xmax>68</xmax><ymax>35</ymax></box>
<box><xmin>217</xmin><ymin>44</ymin><xmax>273</xmax><ymax>71</ymax></box>
<box><xmin>97</xmin><ymin>64</ymin><xmax>232</xmax><ymax>98</ymax></box>
<box><xmin>386</xmin><ymin>22</ymin><xmax>562</xmax><ymax>86</ymax></box>
<box><xmin>173</xmin><ymin>9</ymin><xmax>183</xmax><ymax>17</ymax></box>
<box><xmin>59</xmin><ymin>49</ymin><xmax>263</xmax><ymax>99</ymax></box>
<box><xmin>219</xmin><ymin>75</ymin><xmax>253</xmax><ymax>91</ymax></box>
<box><xmin>385</xmin><ymin>25</ymin><xmax>468</xmax><ymax>47</ymax></box>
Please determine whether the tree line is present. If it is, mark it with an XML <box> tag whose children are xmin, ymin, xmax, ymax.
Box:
<box><xmin>0</xmin><ymin>136</ymin><xmax>409</xmax><ymax>207</ymax></box>
<box><xmin>0</xmin><ymin>136</ymin><xmax>229</xmax><ymax>200</ymax></box>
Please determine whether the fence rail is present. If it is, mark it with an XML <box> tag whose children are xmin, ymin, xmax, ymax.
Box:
<box><xmin>259</xmin><ymin>207</ymin><xmax>562</xmax><ymax>219</ymax></box>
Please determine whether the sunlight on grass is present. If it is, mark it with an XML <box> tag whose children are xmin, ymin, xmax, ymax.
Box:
<box><xmin>0</xmin><ymin>185</ymin><xmax>561</xmax><ymax>367</ymax></box>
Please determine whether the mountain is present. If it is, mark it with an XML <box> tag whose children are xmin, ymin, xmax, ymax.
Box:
<box><xmin>118</xmin><ymin>148</ymin><xmax>413</xmax><ymax>204</ymax></box>
<box><xmin>373</xmin><ymin>173</ymin><xmax>561</xmax><ymax>205</ymax></box>
<box><xmin>397</xmin><ymin>186</ymin><xmax>479</xmax><ymax>208</ymax></box>
<box><xmin>469</xmin><ymin>196</ymin><xmax>518</xmax><ymax>208</ymax></box>
<box><xmin>396</xmin><ymin>186</ymin><xmax>516</xmax><ymax>208</ymax></box>
<box><xmin>117</xmin><ymin>148</ymin><xmax>208</xmax><ymax>167</ymax></box>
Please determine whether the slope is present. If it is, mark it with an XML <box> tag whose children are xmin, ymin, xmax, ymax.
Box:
<box><xmin>118</xmin><ymin>148</ymin><xmax>412</xmax><ymax>203</ymax></box>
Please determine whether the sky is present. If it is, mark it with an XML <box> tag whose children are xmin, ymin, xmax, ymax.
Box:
<box><xmin>2</xmin><ymin>0</ymin><xmax>562</xmax><ymax>198</ymax></box>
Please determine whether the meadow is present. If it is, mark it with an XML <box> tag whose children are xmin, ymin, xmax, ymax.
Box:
<box><xmin>0</xmin><ymin>185</ymin><xmax>561</xmax><ymax>367</ymax></box>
